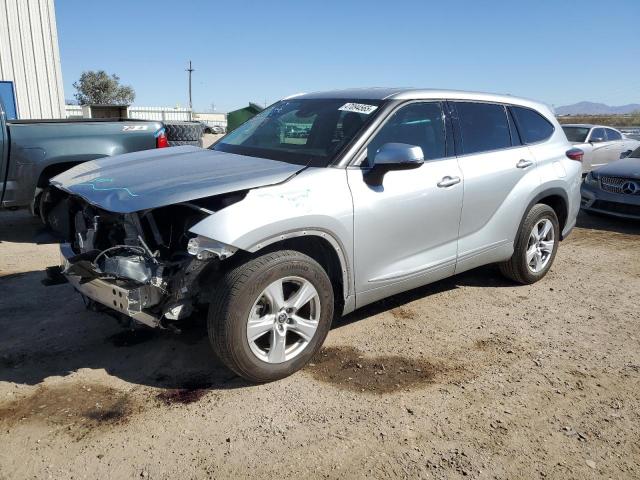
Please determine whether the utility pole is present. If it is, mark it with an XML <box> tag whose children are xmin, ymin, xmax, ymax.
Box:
<box><xmin>186</xmin><ymin>60</ymin><xmax>194</xmax><ymax>110</ymax></box>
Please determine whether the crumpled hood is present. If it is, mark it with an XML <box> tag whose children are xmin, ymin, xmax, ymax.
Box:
<box><xmin>50</xmin><ymin>146</ymin><xmax>304</xmax><ymax>213</ymax></box>
<box><xmin>594</xmin><ymin>157</ymin><xmax>640</xmax><ymax>179</ymax></box>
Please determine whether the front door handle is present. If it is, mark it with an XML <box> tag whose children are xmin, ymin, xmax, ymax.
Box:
<box><xmin>516</xmin><ymin>159</ymin><xmax>534</xmax><ymax>169</ymax></box>
<box><xmin>437</xmin><ymin>176</ymin><xmax>461</xmax><ymax>188</ymax></box>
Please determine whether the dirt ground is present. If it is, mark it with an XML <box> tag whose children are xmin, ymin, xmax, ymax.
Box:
<box><xmin>0</xmin><ymin>208</ymin><xmax>638</xmax><ymax>480</ymax></box>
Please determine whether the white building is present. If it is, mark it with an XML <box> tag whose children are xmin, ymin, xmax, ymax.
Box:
<box><xmin>0</xmin><ymin>0</ymin><xmax>65</xmax><ymax>119</ymax></box>
<box><xmin>193</xmin><ymin>112</ymin><xmax>227</xmax><ymax>128</ymax></box>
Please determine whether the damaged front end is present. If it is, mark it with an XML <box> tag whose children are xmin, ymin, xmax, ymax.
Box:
<box><xmin>50</xmin><ymin>191</ymin><xmax>244</xmax><ymax>328</ymax></box>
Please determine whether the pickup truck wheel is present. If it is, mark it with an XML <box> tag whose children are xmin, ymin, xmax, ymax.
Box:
<box><xmin>499</xmin><ymin>204</ymin><xmax>559</xmax><ymax>285</ymax></box>
<box><xmin>208</xmin><ymin>250</ymin><xmax>334</xmax><ymax>383</ymax></box>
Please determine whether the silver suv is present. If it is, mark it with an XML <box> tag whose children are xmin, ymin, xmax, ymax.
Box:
<box><xmin>50</xmin><ymin>88</ymin><xmax>582</xmax><ymax>382</ymax></box>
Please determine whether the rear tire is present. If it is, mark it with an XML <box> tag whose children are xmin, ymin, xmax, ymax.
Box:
<box><xmin>208</xmin><ymin>250</ymin><xmax>334</xmax><ymax>383</ymax></box>
<box><xmin>499</xmin><ymin>204</ymin><xmax>559</xmax><ymax>284</ymax></box>
<box><xmin>38</xmin><ymin>186</ymin><xmax>58</xmax><ymax>227</ymax></box>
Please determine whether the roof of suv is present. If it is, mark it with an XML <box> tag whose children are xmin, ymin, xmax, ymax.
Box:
<box><xmin>286</xmin><ymin>88</ymin><xmax>550</xmax><ymax>112</ymax></box>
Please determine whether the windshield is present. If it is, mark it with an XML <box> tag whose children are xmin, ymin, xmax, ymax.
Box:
<box><xmin>212</xmin><ymin>98</ymin><xmax>383</xmax><ymax>166</ymax></box>
<box><xmin>562</xmin><ymin>126</ymin><xmax>590</xmax><ymax>143</ymax></box>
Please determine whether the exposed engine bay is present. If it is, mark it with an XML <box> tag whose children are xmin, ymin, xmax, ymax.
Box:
<box><xmin>49</xmin><ymin>189</ymin><xmax>246</xmax><ymax>328</ymax></box>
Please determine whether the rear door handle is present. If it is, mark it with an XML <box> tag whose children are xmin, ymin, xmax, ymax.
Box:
<box><xmin>516</xmin><ymin>159</ymin><xmax>534</xmax><ymax>169</ymax></box>
<box><xmin>437</xmin><ymin>176</ymin><xmax>461</xmax><ymax>188</ymax></box>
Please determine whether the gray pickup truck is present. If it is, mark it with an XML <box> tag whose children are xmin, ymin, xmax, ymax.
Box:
<box><xmin>0</xmin><ymin>99</ymin><xmax>166</xmax><ymax>222</ymax></box>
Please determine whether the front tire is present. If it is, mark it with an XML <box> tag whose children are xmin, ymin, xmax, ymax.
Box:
<box><xmin>208</xmin><ymin>250</ymin><xmax>334</xmax><ymax>383</ymax></box>
<box><xmin>499</xmin><ymin>204</ymin><xmax>559</xmax><ymax>284</ymax></box>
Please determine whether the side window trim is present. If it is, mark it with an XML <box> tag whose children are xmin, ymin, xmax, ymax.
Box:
<box><xmin>506</xmin><ymin>106</ymin><xmax>523</xmax><ymax>146</ymax></box>
<box><xmin>350</xmin><ymin>100</ymin><xmax>452</xmax><ymax>167</ymax></box>
<box><xmin>445</xmin><ymin>100</ymin><xmax>463</xmax><ymax>156</ymax></box>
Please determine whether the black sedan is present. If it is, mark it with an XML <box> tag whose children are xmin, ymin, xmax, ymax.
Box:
<box><xmin>581</xmin><ymin>147</ymin><xmax>640</xmax><ymax>219</ymax></box>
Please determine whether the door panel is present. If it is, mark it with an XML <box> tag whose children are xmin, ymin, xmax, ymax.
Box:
<box><xmin>348</xmin><ymin>160</ymin><xmax>463</xmax><ymax>306</ymax></box>
<box><xmin>347</xmin><ymin>101</ymin><xmax>463</xmax><ymax>308</ymax></box>
<box><xmin>604</xmin><ymin>129</ymin><xmax>624</xmax><ymax>163</ymax></box>
<box><xmin>455</xmin><ymin>146</ymin><xmax>538</xmax><ymax>272</ymax></box>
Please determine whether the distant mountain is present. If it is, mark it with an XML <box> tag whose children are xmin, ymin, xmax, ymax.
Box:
<box><xmin>556</xmin><ymin>101</ymin><xmax>640</xmax><ymax>116</ymax></box>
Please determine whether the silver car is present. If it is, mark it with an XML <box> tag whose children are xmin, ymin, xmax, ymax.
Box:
<box><xmin>48</xmin><ymin>88</ymin><xmax>582</xmax><ymax>382</ymax></box>
<box><xmin>562</xmin><ymin>124</ymin><xmax>640</xmax><ymax>173</ymax></box>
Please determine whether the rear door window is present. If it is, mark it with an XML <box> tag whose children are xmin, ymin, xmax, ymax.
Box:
<box><xmin>454</xmin><ymin>102</ymin><xmax>511</xmax><ymax>155</ymax></box>
<box><xmin>510</xmin><ymin>106</ymin><xmax>554</xmax><ymax>144</ymax></box>
<box><xmin>605</xmin><ymin>129</ymin><xmax>622</xmax><ymax>141</ymax></box>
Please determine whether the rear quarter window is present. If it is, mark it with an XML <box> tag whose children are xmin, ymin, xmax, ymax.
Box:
<box><xmin>510</xmin><ymin>106</ymin><xmax>554</xmax><ymax>144</ymax></box>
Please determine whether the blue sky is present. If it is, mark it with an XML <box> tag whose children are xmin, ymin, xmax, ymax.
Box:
<box><xmin>55</xmin><ymin>0</ymin><xmax>640</xmax><ymax>112</ymax></box>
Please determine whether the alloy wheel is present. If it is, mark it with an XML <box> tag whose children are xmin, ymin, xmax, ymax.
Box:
<box><xmin>246</xmin><ymin>276</ymin><xmax>321</xmax><ymax>363</ymax></box>
<box><xmin>526</xmin><ymin>218</ymin><xmax>555</xmax><ymax>273</ymax></box>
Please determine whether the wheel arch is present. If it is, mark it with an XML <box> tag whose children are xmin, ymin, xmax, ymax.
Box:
<box><xmin>519</xmin><ymin>188</ymin><xmax>569</xmax><ymax>241</ymax></box>
<box><xmin>37</xmin><ymin>161</ymin><xmax>83</xmax><ymax>188</ymax></box>
<box><xmin>245</xmin><ymin>229</ymin><xmax>352</xmax><ymax>308</ymax></box>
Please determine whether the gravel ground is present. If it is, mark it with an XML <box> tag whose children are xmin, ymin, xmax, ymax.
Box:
<box><xmin>0</xmin><ymin>208</ymin><xmax>638</xmax><ymax>479</ymax></box>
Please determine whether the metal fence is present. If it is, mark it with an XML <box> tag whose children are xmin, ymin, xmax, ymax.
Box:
<box><xmin>64</xmin><ymin>105</ymin><xmax>83</xmax><ymax>118</ymax></box>
<box><xmin>129</xmin><ymin>106</ymin><xmax>192</xmax><ymax>121</ymax></box>
<box><xmin>65</xmin><ymin>105</ymin><xmax>193</xmax><ymax>121</ymax></box>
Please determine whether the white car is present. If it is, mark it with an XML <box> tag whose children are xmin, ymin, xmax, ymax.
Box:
<box><xmin>562</xmin><ymin>124</ymin><xmax>640</xmax><ymax>173</ymax></box>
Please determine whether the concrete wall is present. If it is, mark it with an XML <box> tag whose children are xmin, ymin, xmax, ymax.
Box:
<box><xmin>0</xmin><ymin>0</ymin><xmax>65</xmax><ymax>119</ymax></box>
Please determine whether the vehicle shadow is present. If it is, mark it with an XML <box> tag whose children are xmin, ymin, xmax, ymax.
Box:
<box><xmin>0</xmin><ymin>209</ymin><xmax>59</xmax><ymax>244</ymax></box>
<box><xmin>0</xmin><ymin>270</ymin><xmax>245</xmax><ymax>389</ymax></box>
<box><xmin>0</xmin><ymin>265</ymin><xmax>505</xmax><ymax>390</ymax></box>
<box><xmin>335</xmin><ymin>264</ymin><xmax>511</xmax><ymax>329</ymax></box>
<box><xmin>576</xmin><ymin>210</ymin><xmax>640</xmax><ymax>235</ymax></box>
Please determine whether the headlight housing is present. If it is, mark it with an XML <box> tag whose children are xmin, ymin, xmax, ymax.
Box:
<box><xmin>187</xmin><ymin>235</ymin><xmax>238</xmax><ymax>260</ymax></box>
<box><xmin>584</xmin><ymin>172</ymin><xmax>599</xmax><ymax>187</ymax></box>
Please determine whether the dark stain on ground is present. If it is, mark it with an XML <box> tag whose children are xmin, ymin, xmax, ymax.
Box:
<box><xmin>108</xmin><ymin>328</ymin><xmax>157</xmax><ymax>347</ymax></box>
<box><xmin>156</xmin><ymin>388</ymin><xmax>208</xmax><ymax>405</ymax></box>
<box><xmin>155</xmin><ymin>375</ymin><xmax>214</xmax><ymax>405</ymax></box>
<box><xmin>0</xmin><ymin>383</ymin><xmax>134</xmax><ymax>439</ymax></box>
<box><xmin>306</xmin><ymin>346</ymin><xmax>455</xmax><ymax>394</ymax></box>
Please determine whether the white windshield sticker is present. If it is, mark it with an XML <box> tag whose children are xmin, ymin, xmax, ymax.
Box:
<box><xmin>338</xmin><ymin>103</ymin><xmax>378</xmax><ymax>115</ymax></box>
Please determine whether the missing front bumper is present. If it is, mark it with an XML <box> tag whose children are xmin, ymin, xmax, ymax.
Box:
<box><xmin>59</xmin><ymin>243</ymin><xmax>162</xmax><ymax>328</ymax></box>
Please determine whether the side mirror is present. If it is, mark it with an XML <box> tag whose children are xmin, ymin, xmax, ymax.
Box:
<box><xmin>365</xmin><ymin>143</ymin><xmax>424</xmax><ymax>185</ymax></box>
<box><xmin>589</xmin><ymin>136</ymin><xmax>605</xmax><ymax>143</ymax></box>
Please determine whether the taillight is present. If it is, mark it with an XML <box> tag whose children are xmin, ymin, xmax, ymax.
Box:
<box><xmin>155</xmin><ymin>128</ymin><xmax>169</xmax><ymax>148</ymax></box>
<box><xmin>566</xmin><ymin>148</ymin><xmax>584</xmax><ymax>162</ymax></box>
